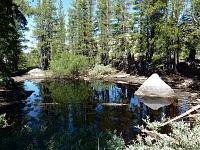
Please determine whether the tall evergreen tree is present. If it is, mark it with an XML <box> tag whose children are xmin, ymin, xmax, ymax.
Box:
<box><xmin>112</xmin><ymin>0</ymin><xmax>131</xmax><ymax>70</ymax></box>
<box><xmin>96</xmin><ymin>0</ymin><xmax>112</xmax><ymax>65</ymax></box>
<box><xmin>0</xmin><ymin>0</ymin><xmax>27</xmax><ymax>72</ymax></box>
<box><xmin>65</xmin><ymin>0</ymin><xmax>199</xmax><ymax>74</ymax></box>
<box><xmin>33</xmin><ymin>0</ymin><xmax>57</xmax><ymax>70</ymax></box>
<box><xmin>53</xmin><ymin>0</ymin><xmax>66</xmax><ymax>53</ymax></box>
<box><xmin>67</xmin><ymin>0</ymin><xmax>96</xmax><ymax>59</ymax></box>
<box><xmin>67</xmin><ymin>0</ymin><xmax>78</xmax><ymax>54</ymax></box>
<box><xmin>182</xmin><ymin>0</ymin><xmax>200</xmax><ymax>61</ymax></box>
<box><xmin>132</xmin><ymin>0</ymin><xmax>185</xmax><ymax>74</ymax></box>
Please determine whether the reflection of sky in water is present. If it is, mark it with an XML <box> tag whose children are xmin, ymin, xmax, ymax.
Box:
<box><xmin>23</xmin><ymin>80</ymin><xmax>41</xmax><ymax>118</ymax></box>
<box><xmin>22</xmin><ymin>80</ymin><xmax>188</xmax><ymax>125</ymax></box>
<box><xmin>109</xmin><ymin>85</ymin><xmax>122</xmax><ymax>102</ymax></box>
<box><xmin>19</xmin><ymin>80</ymin><xmax>191</xmax><ymax>143</ymax></box>
<box><xmin>128</xmin><ymin>96</ymin><xmax>140</xmax><ymax>111</ymax></box>
<box><xmin>178</xmin><ymin>99</ymin><xmax>189</xmax><ymax>115</ymax></box>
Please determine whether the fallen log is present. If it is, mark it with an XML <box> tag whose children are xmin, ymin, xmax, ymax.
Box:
<box><xmin>34</xmin><ymin>102</ymin><xmax>59</xmax><ymax>105</ymax></box>
<box><xmin>161</xmin><ymin>105</ymin><xmax>200</xmax><ymax>127</ymax></box>
<box><xmin>101</xmin><ymin>103</ymin><xmax>128</xmax><ymax>106</ymax></box>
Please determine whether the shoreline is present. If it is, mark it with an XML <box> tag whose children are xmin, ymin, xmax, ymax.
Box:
<box><xmin>11</xmin><ymin>69</ymin><xmax>200</xmax><ymax>101</ymax></box>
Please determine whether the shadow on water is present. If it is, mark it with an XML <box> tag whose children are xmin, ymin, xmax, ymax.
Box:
<box><xmin>0</xmin><ymin>79</ymin><xmax>189</xmax><ymax>143</ymax></box>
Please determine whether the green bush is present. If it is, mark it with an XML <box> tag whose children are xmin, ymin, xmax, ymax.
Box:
<box><xmin>49</xmin><ymin>52</ymin><xmax>89</xmax><ymax>77</ymax></box>
<box><xmin>0</xmin><ymin>114</ymin><xmax>8</xmax><ymax>128</ymax></box>
<box><xmin>90</xmin><ymin>64</ymin><xmax>113</xmax><ymax>76</ymax></box>
<box><xmin>0</xmin><ymin>75</ymin><xmax>15</xmax><ymax>88</ymax></box>
<box><xmin>149</xmin><ymin>54</ymin><xmax>164</xmax><ymax>70</ymax></box>
<box><xmin>127</xmin><ymin>116</ymin><xmax>200</xmax><ymax>150</ymax></box>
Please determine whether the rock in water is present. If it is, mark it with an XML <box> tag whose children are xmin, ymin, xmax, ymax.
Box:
<box><xmin>134</xmin><ymin>73</ymin><xmax>175</xmax><ymax>97</ymax></box>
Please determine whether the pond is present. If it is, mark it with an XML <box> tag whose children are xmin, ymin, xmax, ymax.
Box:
<box><xmin>1</xmin><ymin>79</ymin><xmax>189</xmax><ymax>144</ymax></box>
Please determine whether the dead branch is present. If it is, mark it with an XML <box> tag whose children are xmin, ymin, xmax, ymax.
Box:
<box><xmin>187</xmin><ymin>101</ymin><xmax>200</xmax><ymax>104</ymax></box>
<box><xmin>161</xmin><ymin>105</ymin><xmax>200</xmax><ymax>127</ymax></box>
<box><xmin>101</xmin><ymin>103</ymin><xmax>128</xmax><ymax>106</ymax></box>
<box><xmin>34</xmin><ymin>102</ymin><xmax>59</xmax><ymax>105</ymax></box>
<box><xmin>188</xmin><ymin>114</ymin><xmax>200</xmax><ymax>118</ymax></box>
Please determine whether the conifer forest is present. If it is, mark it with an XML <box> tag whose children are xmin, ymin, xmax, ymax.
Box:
<box><xmin>0</xmin><ymin>0</ymin><xmax>199</xmax><ymax>76</ymax></box>
<box><xmin>0</xmin><ymin>0</ymin><xmax>200</xmax><ymax>149</ymax></box>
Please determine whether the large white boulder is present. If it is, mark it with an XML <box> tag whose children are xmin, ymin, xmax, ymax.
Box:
<box><xmin>134</xmin><ymin>73</ymin><xmax>175</xmax><ymax>97</ymax></box>
<box><xmin>27</xmin><ymin>68</ymin><xmax>44</xmax><ymax>77</ymax></box>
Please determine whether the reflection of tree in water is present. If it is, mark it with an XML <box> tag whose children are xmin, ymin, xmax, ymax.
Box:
<box><xmin>37</xmin><ymin>80</ymin><xmax>180</xmax><ymax>143</ymax></box>
<box><xmin>38</xmin><ymin>80</ymin><xmax>96</xmax><ymax>129</ymax></box>
<box><xmin>137</xmin><ymin>98</ymin><xmax>179</xmax><ymax>122</ymax></box>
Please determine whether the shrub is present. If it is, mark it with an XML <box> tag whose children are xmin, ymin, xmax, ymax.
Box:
<box><xmin>90</xmin><ymin>64</ymin><xmax>113</xmax><ymax>76</ymax></box>
<box><xmin>0</xmin><ymin>114</ymin><xmax>8</xmax><ymax>128</ymax></box>
<box><xmin>127</xmin><ymin>116</ymin><xmax>200</xmax><ymax>150</ymax></box>
<box><xmin>49</xmin><ymin>52</ymin><xmax>88</xmax><ymax>77</ymax></box>
<box><xmin>0</xmin><ymin>75</ymin><xmax>15</xmax><ymax>88</ymax></box>
<box><xmin>149</xmin><ymin>54</ymin><xmax>164</xmax><ymax>70</ymax></box>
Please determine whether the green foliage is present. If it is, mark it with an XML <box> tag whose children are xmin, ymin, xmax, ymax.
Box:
<box><xmin>149</xmin><ymin>54</ymin><xmax>164</xmax><ymax>70</ymax></box>
<box><xmin>33</xmin><ymin>0</ymin><xmax>58</xmax><ymax>70</ymax></box>
<box><xmin>90</xmin><ymin>64</ymin><xmax>113</xmax><ymax>76</ymax></box>
<box><xmin>18</xmin><ymin>52</ymin><xmax>29</xmax><ymax>70</ymax></box>
<box><xmin>0</xmin><ymin>118</ymin><xmax>125</xmax><ymax>150</ymax></box>
<box><xmin>127</xmin><ymin>116</ymin><xmax>200</xmax><ymax>150</ymax></box>
<box><xmin>41</xmin><ymin>80</ymin><xmax>92</xmax><ymax>104</ymax></box>
<box><xmin>49</xmin><ymin>52</ymin><xmax>89</xmax><ymax>77</ymax></box>
<box><xmin>90</xmin><ymin>81</ymin><xmax>111</xmax><ymax>91</ymax></box>
<box><xmin>0</xmin><ymin>76</ymin><xmax>15</xmax><ymax>88</ymax></box>
<box><xmin>52</xmin><ymin>0</ymin><xmax>66</xmax><ymax>53</ymax></box>
<box><xmin>0</xmin><ymin>114</ymin><xmax>8</xmax><ymax>128</ymax></box>
<box><xmin>67</xmin><ymin>0</ymin><xmax>96</xmax><ymax>57</ymax></box>
<box><xmin>26</xmin><ymin>49</ymin><xmax>40</xmax><ymax>68</ymax></box>
<box><xmin>0</xmin><ymin>0</ymin><xmax>27</xmax><ymax>73</ymax></box>
<box><xmin>1</xmin><ymin>113</ymin><xmax>200</xmax><ymax>149</ymax></box>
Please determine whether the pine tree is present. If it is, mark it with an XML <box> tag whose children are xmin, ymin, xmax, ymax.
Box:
<box><xmin>67</xmin><ymin>0</ymin><xmax>78</xmax><ymax>54</ymax></box>
<box><xmin>33</xmin><ymin>0</ymin><xmax>57</xmax><ymax>70</ymax></box>
<box><xmin>183</xmin><ymin>0</ymin><xmax>200</xmax><ymax>61</ymax></box>
<box><xmin>0</xmin><ymin>0</ymin><xmax>27</xmax><ymax>72</ymax></box>
<box><xmin>112</xmin><ymin>0</ymin><xmax>131</xmax><ymax>70</ymax></box>
<box><xmin>53</xmin><ymin>0</ymin><xmax>66</xmax><ymax>53</ymax></box>
<box><xmin>96</xmin><ymin>0</ymin><xmax>112</xmax><ymax>65</ymax></box>
<box><xmin>67</xmin><ymin>0</ymin><xmax>96</xmax><ymax>60</ymax></box>
<box><xmin>131</xmin><ymin>0</ymin><xmax>184</xmax><ymax>74</ymax></box>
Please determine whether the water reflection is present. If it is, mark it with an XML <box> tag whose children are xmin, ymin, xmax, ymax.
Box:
<box><xmin>0</xmin><ymin>79</ymin><xmax>187</xmax><ymax>143</ymax></box>
<box><xmin>24</xmin><ymin>80</ymin><xmax>41</xmax><ymax>118</ymax></box>
<box><xmin>135</xmin><ymin>96</ymin><xmax>174</xmax><ymax>110</ymax></box>
<box><xmin>27</xmin><ymin>80</ymin><xmax>182</xmax><ymax>142</ymax></box>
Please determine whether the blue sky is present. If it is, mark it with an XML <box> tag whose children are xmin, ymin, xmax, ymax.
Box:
<box><xmin>24</xmin><ymin>0</ymin><xmax>72</xmax><ymax>52</ymax></box>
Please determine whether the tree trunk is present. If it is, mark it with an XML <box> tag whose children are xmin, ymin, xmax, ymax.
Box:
<box><xmin>189</xmin><ymin>49</ymin><xmax>196</xmax><ymax>61</ymax></box>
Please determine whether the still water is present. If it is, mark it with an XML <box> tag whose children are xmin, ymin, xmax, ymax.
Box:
<box><xmin>2</xmin><ymin>79</ymin><xmax>188</xmax><ymax>143</ymax></box>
